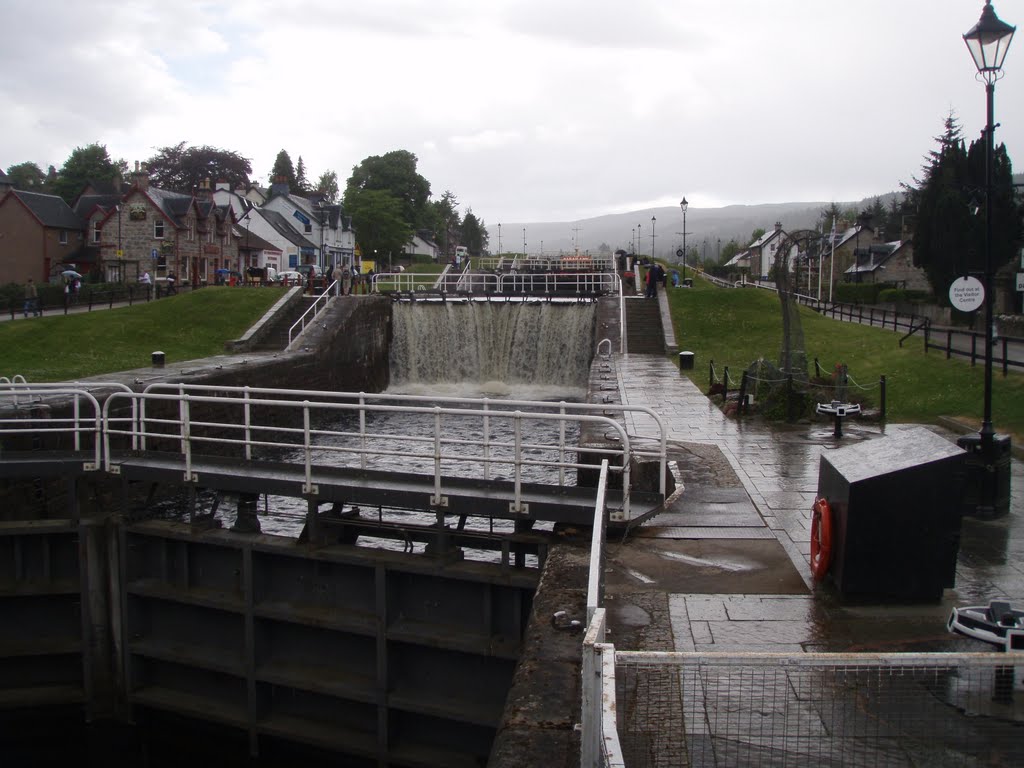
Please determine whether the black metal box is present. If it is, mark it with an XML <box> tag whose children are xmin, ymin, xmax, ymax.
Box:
<box><xmin>817</xmin><ymin>426</ymin><xmax>966</xmax><ymax>601</ymax></box>
<box><xmin>955</xmin><ymin>432</ymin><xmax>1011</xmax><ymax>519</ymax></box>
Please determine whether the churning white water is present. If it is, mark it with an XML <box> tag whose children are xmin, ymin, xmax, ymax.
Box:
<box><xmin>389</xmin><ymin>300</ymin><xmax>596</xmax><ymax>388</ymax></box>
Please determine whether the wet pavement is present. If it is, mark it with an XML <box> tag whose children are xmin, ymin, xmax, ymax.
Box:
<box><xmin>604</xmin><ymin>353</ymin><xmax>1024</xmax><ymax>656</ymax></box>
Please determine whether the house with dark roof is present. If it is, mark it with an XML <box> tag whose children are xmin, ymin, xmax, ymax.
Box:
<box><xmin>239</xmin><ymin>207</ymin><xmax>318</xmax><ymax>271</ymax></box>
<box><xmin>0</xmin><ymin>189</ymin><xmax>85</xmax><ymax>284</ymax></box>
<box><xmin>843</xmin><ymin>239</ymin><xmax>931</xmax><ymax>292</ymax></box>
<box><xmin>88</xmin><ymin>166</ymin><xmax>240</xmax><ymax>285</ymax></box>
<box><xmin>747</xmin><ymin>222</ymin><xmax>790</xmax><ymax>280</ymax></box>
<box><xmin>262</xmin><ymin>184</ymin><xmax>355</xmax><ymax>271</ymax></box>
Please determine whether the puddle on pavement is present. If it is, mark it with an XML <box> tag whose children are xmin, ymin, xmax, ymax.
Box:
<box><xmin>657</xmin><ymin>550</ymin><xmax>757</xmax><ymax>572</ymax></box>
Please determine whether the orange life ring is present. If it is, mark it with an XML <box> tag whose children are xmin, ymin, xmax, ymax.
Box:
<box><xmin>810</xmin><ymin>497</ymin><xmax>833</xmax><ymax>582</ymax></box>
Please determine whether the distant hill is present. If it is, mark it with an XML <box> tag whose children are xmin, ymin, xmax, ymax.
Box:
<box><xmin>485</xmin><ymin>187</ymin><xmax>995</xmax><ymax>261</ymax></box>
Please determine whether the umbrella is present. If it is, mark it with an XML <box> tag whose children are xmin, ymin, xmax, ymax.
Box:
<box><xmin>61</xmin><ymin>270</ymin><xmax>82</xmax><ymax>279</ymax></box>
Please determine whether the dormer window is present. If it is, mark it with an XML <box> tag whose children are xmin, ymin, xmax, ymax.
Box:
<box><xmin>154</xmin><ymin>219</ymin><xmax>165</xmax><ymax>239</ymax></box>
<box><xmin>93</xmin><ymin>222</ymin><xmax>102</xmax><ymax>243</ymax></box>
<box><xmin>59</xmin><ymin>230</ymin><xmax>68</xmax><ymax>245</ymax></box>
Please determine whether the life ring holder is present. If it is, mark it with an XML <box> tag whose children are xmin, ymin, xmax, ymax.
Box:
<box><xmin>810</xmin><ymin>497</ymin><xmax>833</xmax><ymax>582</ymax></box>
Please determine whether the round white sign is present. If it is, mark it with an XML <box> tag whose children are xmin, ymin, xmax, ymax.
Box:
<box><xmin>949</xmin><ymin>276</ymin><xmax>985</xmax><ymax>312</ymax></box>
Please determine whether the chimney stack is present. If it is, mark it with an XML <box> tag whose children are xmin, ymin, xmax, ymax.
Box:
<box><xmin>131</xmin><ymin>161</ymin><xmax>150</xmax><ymax>191</ymax></box>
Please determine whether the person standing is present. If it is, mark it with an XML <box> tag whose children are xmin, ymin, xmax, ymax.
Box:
<box><xmin>23</xmin><ymin>278</ymin><xmax>41</xmax><ymax>317</ymax></box>
<box><xmin>332</xmin><ymin>263</ymin><xmax>343</xmax><ymax>296</ymax></box>
<box><xmin>341</xmin><ymin>265</ymin><xmax>352</xmax><ymax>296</ymax></box>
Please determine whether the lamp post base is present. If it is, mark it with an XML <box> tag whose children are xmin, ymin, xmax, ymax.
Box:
<box><xmin>956</xmin><ymin>433</ymin><xmax>1013</xmax><ymax>519</ymax></box>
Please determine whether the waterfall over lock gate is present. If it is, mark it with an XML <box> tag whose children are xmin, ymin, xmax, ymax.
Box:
<box><xmin>389</xmin><ymin>301</ymin><xmax>597</xmax><ymax>387</ymax></box>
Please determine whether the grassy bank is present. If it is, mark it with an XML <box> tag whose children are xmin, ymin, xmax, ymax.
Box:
<box><xmin>665</xmin><ymin>276</ymin><xmax>1024</xmax><ymax>441</ymax></box>
<box><xmin>0</xmin><ymin>287</ymin><xmax>282</xmax><ymax>382</ymax></box>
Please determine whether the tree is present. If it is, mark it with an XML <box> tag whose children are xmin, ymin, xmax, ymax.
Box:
<box><xmin>5</xmin><ymin>162</ymin><xmax>48</xmax><ymax>192</ymax></box>
<box><xmin>344</xmin><ymin>188</ymin><xmax>413</xmax><ymax>265</ymax></box>
<box><xmin>316</xmin><ymin>171</ymin><xmax>339</xmax><ymax>203</ymax></box>
<box><xmin>144</xmin><ymin>143</ymin><xmax>253</xmax><ymax>193</ymax></box>
<box><xmin>269</xmin><ymin>150</ymin><xmax>297</xmax><ymax>191</ymax></box>
<box><xmin>295</xmin><ymin>156</ymin><xmax>310</xmax><ymax>195</ymax></box>
<box><xmin>53</xmin><ymin>143</ymin><xmax>124</xmax><ymax>203</ymax></box>
<box><xmin>425</xmin><ymin>190</ymin><xmax>461</xmax><ymax>256</ymax></box>
<box><xmin>905</xmin><ymin>113</ymin><xmax>1020</xmax><ymax>303</ymax></box>
<box><xmin>345</xmin><ymin>150</ymin><xmax>431</xmax><ymax>227</ymax></box>
<box><xmin>748</xmin><ymin>227</ymin><xmax>766</xmax><ymax>244</ymax></box>
<box><xmin>461</xmin><ymin>209</ymin><xmax>488</xmax><ymax>256</ymax></box>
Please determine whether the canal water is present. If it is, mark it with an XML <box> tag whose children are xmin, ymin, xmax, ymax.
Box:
<box><xmin>196</xmin><ymin>301</ymin><xmax>598</xmax><ymax>563</ymax></box>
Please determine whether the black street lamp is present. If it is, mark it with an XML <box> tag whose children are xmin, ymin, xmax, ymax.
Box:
<box><xmin>960</xmin><ymin>0</ymin><xmax>1015</xmax><ymax>518</ymax></box>
<box><xmin>679</xmin><ymin>198</ymin><xmax>688</xmax><ymax>279</ymax></box>
<box><xmin>650</xmin><ymin>215</ymin><xmax>656</xmax><ymax>261</ymax></box>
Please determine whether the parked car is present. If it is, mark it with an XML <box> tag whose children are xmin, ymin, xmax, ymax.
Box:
<box><xmin>295</xmin><ymin>264</ymin><xmax>324</xmax><ymax>281</ymax></box>
<box><xmin>276</xmin><ymin>270</ymin><xmax>303</xmax><ymax>286</ymax></box>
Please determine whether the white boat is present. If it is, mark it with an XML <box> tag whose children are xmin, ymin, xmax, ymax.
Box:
<box><xmin>948</xmin><ymin>600</ymin><xmax>1024</xmax><ymax>651</ymax></box>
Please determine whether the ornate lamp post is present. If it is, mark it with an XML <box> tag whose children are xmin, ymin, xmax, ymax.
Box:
<box><xmin>679</xmin><ymin>198</ymin><xmax>688</xmax><ymax>279</ymax></box>
<box><xmin>960</xmin><ymin>0</ymin><xmax>1015</xmax><ymax>517</ymax></box>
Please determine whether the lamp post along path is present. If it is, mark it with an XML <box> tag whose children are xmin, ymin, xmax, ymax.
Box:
<box><xmin>679</xmin><ymin>198</ymin><xmax>688</xmax><ymax>280</ymax></box>
<box><xmin>959</xmin><ymin>0</ymin><xmax>1015</xmax><ymax>518</ymax></box>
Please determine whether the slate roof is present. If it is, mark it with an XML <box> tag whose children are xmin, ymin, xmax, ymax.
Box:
<box><xmin>257</xmin><ymin>208</ymin><xmax>317</xmax><ymax>249</ymax></box>
<box><xmin>7</xmin><ymin>189</ymin><xmax>83</xmax><ymax>229</ymax></box>
<box><xmin>145</xmin><ymin>186</ymin><xmax>194</xmax><ymax>226</ymax></box>
<box><xmin>73</xmin><ymin>193</ymin><xmax>122</xmax><ymax>218</ymax></box>
<box><xmin>234</xmin><ymin>226</ymin><xmax>280</xmax><ymax>253</ymax></box>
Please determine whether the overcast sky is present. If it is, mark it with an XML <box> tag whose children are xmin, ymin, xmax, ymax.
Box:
<box><xmin>2</xmin><ymin>0</ymin><xmax>1021</xmax><ymax>224</ymax></box>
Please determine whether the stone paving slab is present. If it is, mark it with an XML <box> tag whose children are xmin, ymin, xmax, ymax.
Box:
<box><xmin>609</xmin><ymin>353</ymin><xmax>1024</xmax><ymax>657</ymax></box>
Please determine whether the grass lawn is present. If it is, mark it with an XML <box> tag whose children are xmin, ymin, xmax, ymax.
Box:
<box><xmin>0</xmin><ymin>287</ymin><xmax>282</xmax><ymax>382</ymax></box>
<box><xmin>666</xmin><ymin>275</ymin><xmax>1024</xmax><ymax>442</ymax></box>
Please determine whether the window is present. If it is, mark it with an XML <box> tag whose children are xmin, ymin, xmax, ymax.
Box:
<box><xmin>59</xmin><ymin>230</ymin><xmax>68</xmax><ymax>245</ymax></box>
<box><xmin>93</xmin><ymin>221</ymin><xmax>101</xmax><ymax>243</ymax></box>
<box><xmin>154</xmin><ymin>219</ymin><xmax>165</xmax><ymax>239</ymax></box>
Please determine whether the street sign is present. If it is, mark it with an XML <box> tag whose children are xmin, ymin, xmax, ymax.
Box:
<box><xmin>116</xmin><ymin>249</ymin><xmax>123</xmax><ymax>259</ymax></box>
<box><xmin>949</xmin><ymin>276</ymin><xmax>984</xmax><ymax>312</ymax></box>
<box><xmin>1017</xmin><ymin>272</ymin><xmax>1024</xmax><ymax>292</ymax></box>
<box><xmin>676</xmin><ymin>248</ymin><xmax>684</xmax><ymax>258</ymax></box>
<box><xmin>151</xmin><ymin>248</ymin><xmax>158</xmax><ymax>260</ymax></box>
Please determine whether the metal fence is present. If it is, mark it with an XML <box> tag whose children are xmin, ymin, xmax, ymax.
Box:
<box><xmin>611</xmin><ymin>650</ymin><xmax>1023</xmax><ymax>768</ymax></box>
<box><xmin>581</xmin><ymin>618</ymin><xmax>1024</xmax><ymax>768</ymax></box>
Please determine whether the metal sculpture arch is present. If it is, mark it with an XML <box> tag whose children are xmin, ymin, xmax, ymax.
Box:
<box><xmin>771</xmin><ymin>229</ymin><xmax>823</xmax><ymax>381</ymax></box>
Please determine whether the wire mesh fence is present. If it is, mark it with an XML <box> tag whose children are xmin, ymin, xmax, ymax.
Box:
<box><xmin>613</xmin><ymin>651</ymin><xmax>1023</xmax><ymax>768</ymax></box>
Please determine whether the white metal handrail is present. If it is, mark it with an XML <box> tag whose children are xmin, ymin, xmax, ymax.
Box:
<box><xmin>370</xmin><ymin>271</ymin><xmax>451</xmax><ymax>293</ymax></box>
<box><xmin>140</xmin><ymin>383</ymin><xmax>668</xmax><ymax>497</ymax></box>
<box><xmin>287</xmin><ymin>279</ymin><xmax>339</xmax><ymax>347</ymax></box>
<box><xmin>105</xmin><ymin>388</ymin><xmax>643</xmax><ymax>517</ymax></box>
<box><xmin>0</xmin><ymin>387</ymin><xmax>105</xmax><ymax>469</ymax></box>
<box><xmin>497</xmin><ymin>272</ymin><xmax>617</xmax><ymax>294</ymax></box>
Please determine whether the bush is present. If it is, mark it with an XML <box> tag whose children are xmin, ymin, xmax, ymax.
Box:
<box><xmin>834</xmin><ymin>282</ymin><xmax>894</xmax><ymax>305</ymax></box>
<box><xmin>877</xmin><ymin>288</ymin><xmax>932</xmax><ymax>304</ymax></box>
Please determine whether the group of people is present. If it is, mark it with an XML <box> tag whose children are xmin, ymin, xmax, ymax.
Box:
<box><xmin>645</xmin><ymin>262</ymin><xmax>667</xmax><ymax>298</ymax></box>
<box><xmin>331</xmin><ymin>262</ymin><xmax>372</xmax><ymax>295</ymax></box>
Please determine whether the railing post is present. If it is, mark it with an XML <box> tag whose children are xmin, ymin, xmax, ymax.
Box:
<box><xmin>880</xmin><ymin>375</ymin><xmax>887</xmax><ymax>421</ymax></box>
<box><xmin>723</xmin><ymin>366</ymin><xmax>729</xmax><ymax>402</ymax></box>
<box><xmin>738</xmin><ymin>372</ymin><xmax>748</xmax><ymax>415</ymax></box>
<box><xmin>814</xmin><ymin>357</ymin><xmax>821</xmax><ymax>378</ymax></box>
<box><xmin>786</xmin><ymin>374</ymin><xmax>794</xmax><ymax>422</ymax></box>
<box><xmin>1002</xmin><ymin>338</ymin><xmax>1008</xmax><ymax>377</ymax></box>
<box><xmin>709</xmin><ymin>359</ymin><xmax>714</xmax><ymax>389</ymax></box>
<box><xmin>947</xmin><ymin>330</ymin><xmax>953</xmax><ymax>361</ymax></box>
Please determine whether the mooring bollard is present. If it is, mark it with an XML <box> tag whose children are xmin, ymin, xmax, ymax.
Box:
<box><xmin>678</xmin><ymin>351</ymin><xmax>694</xmax><ymax>371</ymax></box>
<box><xmin>152</xmin><ymin>351</ymin><xmax>165</xmax><ymax>368</ymax></box>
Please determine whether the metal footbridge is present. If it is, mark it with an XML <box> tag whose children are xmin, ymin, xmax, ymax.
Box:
<box><xmin>1</xmin><ymin>382</ymin><xmax>668</xmax><ymax>531</ymax></box>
